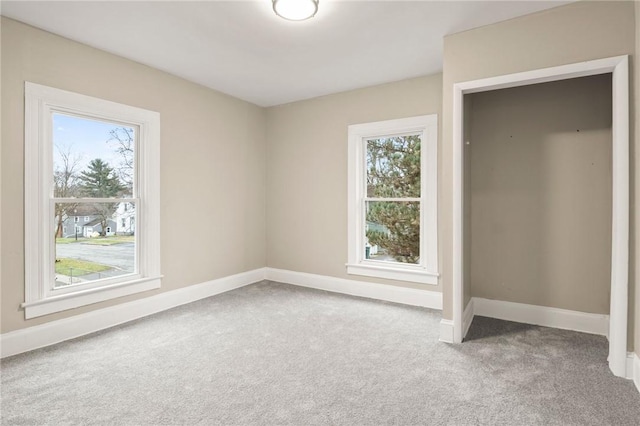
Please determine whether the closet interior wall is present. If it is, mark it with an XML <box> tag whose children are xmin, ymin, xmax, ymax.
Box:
<box><xmin>465</xmin><ymin>74</ymin><xmax>613</xmax><ymax>315</ymax></box>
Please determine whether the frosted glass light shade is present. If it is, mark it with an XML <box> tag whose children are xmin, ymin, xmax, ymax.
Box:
<box><xmin>273</xmin><ymin>0</ymin><xmax>319</xmax><ymax>21</ymax></box>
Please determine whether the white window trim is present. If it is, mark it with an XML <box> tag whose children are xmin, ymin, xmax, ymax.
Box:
<box><xmin>347</xmin><ymin>114</ymin><xmax>439</xmax><ymax>285</ymax></box>
<box><xmin>23</xmin><ymin>82</ymin><xmax>162</xmax><ymax>319</ymax></box>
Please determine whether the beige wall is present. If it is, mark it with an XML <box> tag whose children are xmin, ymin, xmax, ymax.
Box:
<box><xmin>1</xmin><ymin>18</ymin><xmax>267</xmax><ymax>333</ymax></box>
<box><xmin>2</xmin><ymin>1</ymin><xmax>638</xmax><ymax>349</ymax></box>
<box><xmin>468</xmin><ymin>75</ymin><xmax>612</xmax><ymax>314</ymax></box>
<box><xmin>266</xmin><ymin>75</ymin><xmax>442</xmax><ymax>291</ymax></box>
<box><xmin>442</xmin><ymin>1</ymin><xmax>637</xmax><ymax>349</ymax></box>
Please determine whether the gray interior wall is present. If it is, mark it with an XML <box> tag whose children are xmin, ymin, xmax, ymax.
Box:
<box><xmin>467</xmin><ymin>75</ymin><xmax>612</xmax><ymax>314</ymax></box>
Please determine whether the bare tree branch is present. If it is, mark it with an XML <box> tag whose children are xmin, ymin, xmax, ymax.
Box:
<box><xmin>107</xmin><ymin>127</ymin><xmax>134</xmax><ymax>193</ymax></box>
<box><xmin>53</xmin><ymin>144</ymin><xmax>82</xmax><ymax>238</ymax></box>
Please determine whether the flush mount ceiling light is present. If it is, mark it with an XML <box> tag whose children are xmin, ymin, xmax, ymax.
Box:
<box><xmin>273</xmin><ymin>0</ymin><xmax>319</xmax><ymax>21</ymax></box>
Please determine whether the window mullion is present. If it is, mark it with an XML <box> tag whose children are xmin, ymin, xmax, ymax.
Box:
<box><xmin>364</xmin><ymin>197</ymin><xmax>421</xmax><ymax>202</ymax></box>
<box><xmin>52</xmin><ymin>197</ymin><xmax>139</xmax><ymax>203</ymax></box>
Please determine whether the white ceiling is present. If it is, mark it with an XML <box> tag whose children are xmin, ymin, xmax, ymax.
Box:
<box><xmin>1</xmin><ymin>0</ymin><xmax>571</xmax><ymax>107</ymax></box>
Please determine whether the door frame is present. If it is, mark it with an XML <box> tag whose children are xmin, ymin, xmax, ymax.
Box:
<box><xmin>451</xmin><ymin>55</ymin><xmax>629</xmax><ymax>377</ymax></box>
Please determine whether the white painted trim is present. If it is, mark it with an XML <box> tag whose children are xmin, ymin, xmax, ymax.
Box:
<box><xmin>608</xmin><ymin>56</ymin><xmax>630</xmax><ymax>378</ymax></box>
<box><xmin>22</xmin><ymin>276</ymin><xmax>161</xmax><ymax>319</ymax></box>
<box><xmin>1</xmin><ymin>268</ymin><xmax>266</xmax><ymax>359</ymax></box>
<box><xmin>265</xmin><ymin>268</ymin><xmax>442</xmax><ymax>310</ymax></box>
<box><xmin>473</xmin><ymin>298</ymin><xmax>610</xmax><ymax>337</ymax></box>
<box><xmin>632</xmin><ymin>353</ymin><xmax>640</xmax><ymax>393</ymax></box>
<box><xmin>625</xmin><ymin>353</ymin><xmax>635</xmax><ymax>380</ymax></box>
<box><xmin>462</xmin><ymin>298</ymin><xmax>474</xmax><ymax>339</ymax></box>
<box><xmin>457</xmin><ymin>55</ymin><xmax>629</xmax><ymax>94</ymax></box>
<box><xmin>345</xmin><ymin>263</ymin><xmax>438</xmax><ymax>285</ymax></box>
<box><xmin>23</xmin><ymin>82</ymin><xmax>162</xmax><ymax>319</ymax></box>
<box><xmin>439</xmin><ymin>319</ymin><xmax>454</xmax><ymax>343</ymax></box>
<box><xmin>347</xmin><ymin>114</ymin><xmax>439</xmax><ymax>283</ymax></box>
<box><xmin>451</xmin><ymin>55</ymin><xmax>629</xmax><ymax>377</ymax></box>
<box><xmin>452</xmin><ymin>85</ymin><xmax>464</xmax><ymax>344</ymax></box>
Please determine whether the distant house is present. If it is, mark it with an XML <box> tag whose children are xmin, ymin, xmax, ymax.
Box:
<box><xmin>115</xmin><ymin>202</ymin><xmax>135</xmax><ymax>235</ymax></box>
<box><xmin>59</xmin><ymin>206</ymin><xmax>90</xmax><ymax>238</ymax></box>
<box><xmin>82</xmin><ymin>217</ymin><xmax>117</xmax><ymax>237</ymax></box>
<box><xmin>58</xmin><ymin>204</ymin><xmax>124</xmax><ymax>238</ymax></box>
<box><xmin>365</xmin><ymin>221</ymin><xmax>390</xmax><ymax>257</ymax></box>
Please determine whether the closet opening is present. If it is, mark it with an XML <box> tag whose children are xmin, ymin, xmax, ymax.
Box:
<box><xmin>451</xmin><ymin>56</ymin><xmax>629</xmax><ymax>378</ymax></box>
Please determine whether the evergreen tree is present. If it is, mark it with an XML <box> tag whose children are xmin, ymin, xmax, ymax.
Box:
<box><xmin>78</xmin><ymin>159</ymin><xmax>124</xmax><ymax>236</ymax></box>
<box><xmin>365</xmin><ymin>135</ymin><xmax>421</xmax><ymax>263</ymax></box>
<box><xmin>78</xmin><ymin>158</ymin><xmax>124</xmax><ymax>198</ymax></box>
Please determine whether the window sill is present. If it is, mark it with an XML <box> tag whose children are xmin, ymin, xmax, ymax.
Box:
<box><xmin>346</xmin><ymin>263</ymin><xmax>438</xmax><ymax>285</ymax></box>
<box><xmin>22</xmin><ymin>276</ymin><xmax>162</xmax><ymax>319</ymax></box>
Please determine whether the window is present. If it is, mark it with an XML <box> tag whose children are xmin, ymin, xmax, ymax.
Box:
<box><xmin>24</xmin><ymin>82</ymin><xmax>161</xmax><ymax>319</ymax></box>
<box><xmin>347</xmin><ymin>115</ymin><xmax>438</xmax><ymax>284</ymax></box>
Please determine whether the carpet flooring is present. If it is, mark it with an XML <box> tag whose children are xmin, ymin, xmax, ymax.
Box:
<box><xmin>1</xmin><ymin>281</ymin><xmax>639</xmax><ymax>425</ymax></box>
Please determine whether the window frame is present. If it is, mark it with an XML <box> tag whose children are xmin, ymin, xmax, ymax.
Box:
<box><xmin>347</xmin><ymin>115</ymin><xmax>438</xmax><ymax>284</ymax></box>
<box><xmin>23</xmin><ymin>82</ymin><xmax>162</xmax><ymax>319</ymax></box>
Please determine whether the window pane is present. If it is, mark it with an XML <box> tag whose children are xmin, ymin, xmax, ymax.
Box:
<box><xmin>365</xmin><ymin>201</ymin><xmax>420</xmax><ymax>264</ymax></box>
<box><xmin>54</xmin><ymin>202</ymin><xmax>136</xmax><ymax>288</ymax></box>
<box><xmin>53</xmin><ymin>113</ymin><xmax>135</xmax><ymax>198</ymax></box>
<box><xmin>366</xmin><ymin>134</ymin><xmax>421</xmax><ymax>198</ymax></box>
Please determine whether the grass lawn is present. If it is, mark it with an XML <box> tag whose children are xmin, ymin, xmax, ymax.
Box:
<box><xmin>55</xmin><ymin>237</ymin><xmax>84</xmax><ymax>244</ymax></box>
<box><xmin>55</xmin><ymin>258</ymin><xmax>111</xmax><ymax>277</ymax></box>
<box><xmin>56</xmin><ymin>236</ymin><xmax>134</xmax><ymax>246</ymax></box>
<box><xmin>84</xmin><ymin>236</ymin><xmax>134</xmax><ymax>246</ymax></box>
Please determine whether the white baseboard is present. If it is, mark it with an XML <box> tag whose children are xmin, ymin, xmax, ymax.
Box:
<box><xmin>2</xmin><ymin>267</ymin><xmax>443</xmax><ymax>359</ymax></box>
<box><xmin>447</xmin><ymin>297</ymin><xmax>614</xmax><ymax>344</ymax></box>
<box><xmin>626</xmin><ymin>353</ymin><xmax>635</xmax><ymax>380</ymax></box>
<box><xmin>265</xmin><ymin>268</ymin><xmax>443</xmax><ymax>310</ymax></box>
<box><xmin>439</xmin><ymin>319</ymin><xmax>454</xmax><ymax>343</ymax></box>
<box><xmin>473</xmin><ymin>297</ymin><xmax>609</xmax><ymax>337</ymax></box>
<box><xmin>632</xmin><ymin>353</ymin><xmax>640</xmax><ymax>393</ymax></box>
<box><xmin>462</xmin><ymin>299</ymin><xmax>475</xmax><ymax>339</ymax></box>
<box><xmin>1</xmin><ymin>268</ymin><xmax>266</xmax><ymax>359</ymax></box>
<box><xmin>4</xmin><ymin>265</ymin><xmax>637</xmax><ymax>394</ymax></box>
